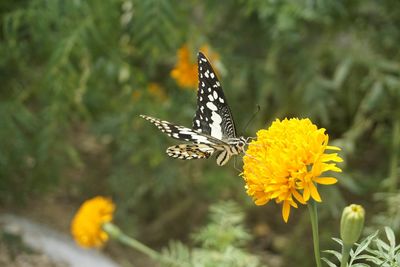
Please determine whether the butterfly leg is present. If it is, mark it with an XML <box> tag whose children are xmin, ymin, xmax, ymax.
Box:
<box><xmin>233</xmin><ymin>156</ymin><xmax>241</xmax><ymax>172</ymax></box>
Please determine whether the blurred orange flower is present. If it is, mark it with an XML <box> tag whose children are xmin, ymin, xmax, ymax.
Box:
<box><xmin>71</xmin><ymin>196</ymin><xmax>115</xmax><ymax>248</ymax></box>
<box><xmin>147</xmin><ymin>82</ymin><xmax>167</xmax><ymax>102</ymax></box>
<box><xmin>131</xmin><ymin>89</ymin><xmax>142</xmax><ymax>102</ymax></box>
<box><xmin>171</xmin><ymin>44</ymin><xmax>219</xmax><ymax>89</ymax></box>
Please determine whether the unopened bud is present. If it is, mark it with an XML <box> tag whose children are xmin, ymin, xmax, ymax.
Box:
<box><xmin>340</xmin><ymin>204</ymin><xmax>365</xmax><ymax>245</ymax></box>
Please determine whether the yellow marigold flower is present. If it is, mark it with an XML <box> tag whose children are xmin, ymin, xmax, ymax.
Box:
<box><xmin>71</xmin><ymin>196</ymin><xmax>115</xmax><ymax>248</ymax></box>
<box><xmin>242</xmin><ymin>118</ymin><xmax>343</xmax><ymax>222</ymax></box>
<box><xmin>171</xmin><ymin>44</ymin><xmax>219</xmax><ymax>89</ymax></box>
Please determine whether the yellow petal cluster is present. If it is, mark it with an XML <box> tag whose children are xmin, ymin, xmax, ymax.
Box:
<box><xmin>71</xmin><ymin>196</ymin><xmax>115</xmax><ymax>248</ymax></box>
<box><xmin>242</xmin><ymin>118</ymin><xmax>343</xmax><ymax>222</ymax></box>
<box><xmin>170</xmin><ymin>44</ymin><xmax>219</xmax><ymax>89</ymax></box>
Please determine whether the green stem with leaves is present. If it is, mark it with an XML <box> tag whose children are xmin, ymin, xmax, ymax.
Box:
<box><xmin>340</xmin><ymin>243</ymin><xmax>352</xmax><ymax>267</ymax></box>
<box><xmin>389</xmin><ymin>116</ymin><xmax>400</xmax><ymax>192</ymax></box>
<box><xmin>103</xmin><ymin>223</ymin><xmax>181</xmax><ymax>266</ymax></box>
<box><xmin>308</xmin><ymin>200</ymin><xmax>322</xmax><ymax>267</ymax></box>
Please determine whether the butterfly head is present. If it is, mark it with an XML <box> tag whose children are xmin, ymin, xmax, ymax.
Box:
<box><xmin>233</xmin><ymin>136</ymin><xmax>251</xmax><ymax>153</ymax></box>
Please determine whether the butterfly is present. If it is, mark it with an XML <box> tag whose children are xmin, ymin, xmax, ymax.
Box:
<box><xmin>140</xmin><ymin>52</ymin><xmax>249</xmax><ymax>166</ymax></box>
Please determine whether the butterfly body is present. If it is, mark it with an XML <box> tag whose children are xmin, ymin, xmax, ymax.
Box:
<box><xmin>141</xmin><ymin>52</ymin><xmax>248</xmax><ymax>166</ymax></box>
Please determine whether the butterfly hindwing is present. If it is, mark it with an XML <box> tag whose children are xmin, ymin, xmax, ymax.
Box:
<box><xmin>192</xmin><ymin>52</ymin><xmax>237</xmax><ymax>140</ymax></box>
<box><xmin>166</xmin><ymin>144</ymin><xmax>215</xmax><ymax>160</ymax></box>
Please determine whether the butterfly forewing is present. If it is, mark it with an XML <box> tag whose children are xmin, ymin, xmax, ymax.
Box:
<box><xmin>140</xmin><ymin>115</ymin><xmax>226</xmax><ymax>146</ymax></box>
<box><xmin>192</xmin><ymin>52</ymin><xmax>237</xmax><ymax>140</ymax></box>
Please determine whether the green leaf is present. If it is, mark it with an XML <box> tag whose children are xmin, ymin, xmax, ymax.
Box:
<box><xmin>322</xmin><ymin>257</ymin><xmax>337</xmax><ymax>267</ymax></box>
<box><xmin>324</xmin><ymin>249</ymin><xmax>342</xmax><ymax>261</ymax></box>
<box><xmin>354</xmin><ymin>231</ymin><xmax>379</xmax><ymax>256</ymax></box>
<box><xmin>384</xmin><ymin>227</ymin><xmax>396</xmax><ymax>250</ymax></box>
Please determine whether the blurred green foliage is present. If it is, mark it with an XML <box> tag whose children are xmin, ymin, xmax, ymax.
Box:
<box><xmin>1</xmin><ymin>0</ymin><xmax>400</xmax><ymax>266</ymax></box>
<box><xmin>162</xmin><ymin>201</ymin><xmax>264</xmax><ymax>267</ymax></box>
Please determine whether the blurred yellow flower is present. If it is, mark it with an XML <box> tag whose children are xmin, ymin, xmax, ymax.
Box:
<box><xmin>171</xmin><ymin>44</ymin><xmax>219</xmax><ymax>89</ymax></box>
<box><xmin>71</xmin><ymin>196</ymin><xmax>115</xmax><ymax>248</ymax></box>
<box><xmin>147</xmin><ymin>82</ymin><xmax>167</xmax><ymax>102</ymax></box>
<box><xmin>242</xmin><ymin>118</ymin><xmax>343</xmax><ymax>222</ymax></box>
<box><xmin>131</xmin><ymin>89</ymin><xmax>142</xmax><ymax>102</ymax></box>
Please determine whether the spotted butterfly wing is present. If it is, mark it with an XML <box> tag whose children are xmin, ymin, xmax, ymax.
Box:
<box><xmin>192</xmin><ymin>52</ymin><xmax>237</xmax><ymax>140</ymax></box>
<box><xmin>139</xmin><ymin>115</ymin><xmax>224</xmax><ymax>146</ymax></box>
<box><xmin>140</xmin><ymin>115</ymin><xmax>223</xmax><ymax>160</ymax></box>
<box><xmin>140</xmin><ymin>52</ymin><xmax>246</xmax><ymax>166</ymax></box>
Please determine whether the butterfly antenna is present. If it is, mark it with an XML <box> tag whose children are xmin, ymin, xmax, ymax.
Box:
<box><xmin>241</xmin><ymin>105</ymin><xmax>261</xmax><ymax>136</ymax></box>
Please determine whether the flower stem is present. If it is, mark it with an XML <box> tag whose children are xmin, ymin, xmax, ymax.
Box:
<box><xmin>389</xmin><ymin>117</ymin><xmax>400</xmax><ymax>192</ymax></box>
<box><xmin>103</xmin><ymin>223</ymin><xmax>179</xmax><ymax>266</ymax></box>
<box><xmin>340</xmin><ymin>243</ymin><xmax>352</xmax><ymax>267</ymax></box>
<box><xmin>308</xmin><ymin>200</ymin><xmax>322</xmax><ymax>267</ymax></box>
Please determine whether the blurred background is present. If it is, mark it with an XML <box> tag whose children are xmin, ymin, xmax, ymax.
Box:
<box><xmin>0</xmin><ymin>0</ymin><xmax>399</xmax><ymax>266</ymax></box>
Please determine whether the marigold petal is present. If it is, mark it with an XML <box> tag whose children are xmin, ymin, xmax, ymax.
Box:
<box><xmin>271</xmin><ymin>191</ymin><xmax>281</xmax><ymax>199</ymax></box>
<box><xmin>321</xmin><ymin>153</ymin><xmax>343</xmax><ymax>163</ymax></box>
<box><xmin>322</xmin><ymin>164</ymin><xmax>342</xmax><ymax>173</ymax></box>
<box><xmin>291</xmin><ymin>189</ymin><xmax>306</xmax><ymax>204</ymax></box>
<box><xmin>282</xmin><ymin>201</ymin><xmax>291</xmax><ymax>223</ymax></box>
<box><xmin>309</xmin><ymin>183</ymin><xmax>322</xmax><ymax>202</ymax></box>
<box><xmin>255</xmin><ymin>198</ymin><xmax>269</xmax><ymax>206</ymax></box>
<box><xmin>303</xmin><ymin>185</ymin><xmax>311</xmax><ymax>202</ymax></box>
<box><xmin>314</xmin><ymin>177</ymin><xmax>338</xmax><ymax>185</ymax></box>
<box><xmin>326</xmin><ymin>145</ymin><xmax>341</xmax><ymax>151</ymax></box>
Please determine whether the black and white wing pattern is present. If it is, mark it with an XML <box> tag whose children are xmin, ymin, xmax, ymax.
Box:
<box><xmin>139</xmin><ymin>115</ymin><xmax>224</xmax><ymax>146</ymax></box>
<box><xmin>192</xmin><ymin>52</ymin><xmax>237</xmax><ymax>140</ymax></box>
<box><xmin>166</xmin><ymin>144</ymin><xmax>215</xmax><ymax>160</ymax></box>
<box><xmin>140</xmin><ymin>115</ymin><xmax>225</xmax><ymax>161</ymax></box>
<box><xmin>140</xmin><ymin>52</ymin><xmax>247</xmax><ymax>166</ymax></box>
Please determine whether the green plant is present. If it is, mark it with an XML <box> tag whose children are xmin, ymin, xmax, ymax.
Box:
<box><xmin>324</xmin><ymin>227</ymin><xmax>400</xmax><ymax>267</ymax></box>
<box><xmin>162</xmin><ymin>201</ymin><xmax>265</xmax><ymax>267</ymax></box>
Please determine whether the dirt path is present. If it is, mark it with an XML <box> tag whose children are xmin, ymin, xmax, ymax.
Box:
<box><xmin>0</xmin><ymin>214</ymin><xmax>120</xmax><ymax>267</ymax></box>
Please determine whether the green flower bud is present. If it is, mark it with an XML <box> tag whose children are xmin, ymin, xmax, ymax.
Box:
<box><xmin>340</xmin><ymin>204</ymin><xmax>365</xmax><ymax>245</ymax></box>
